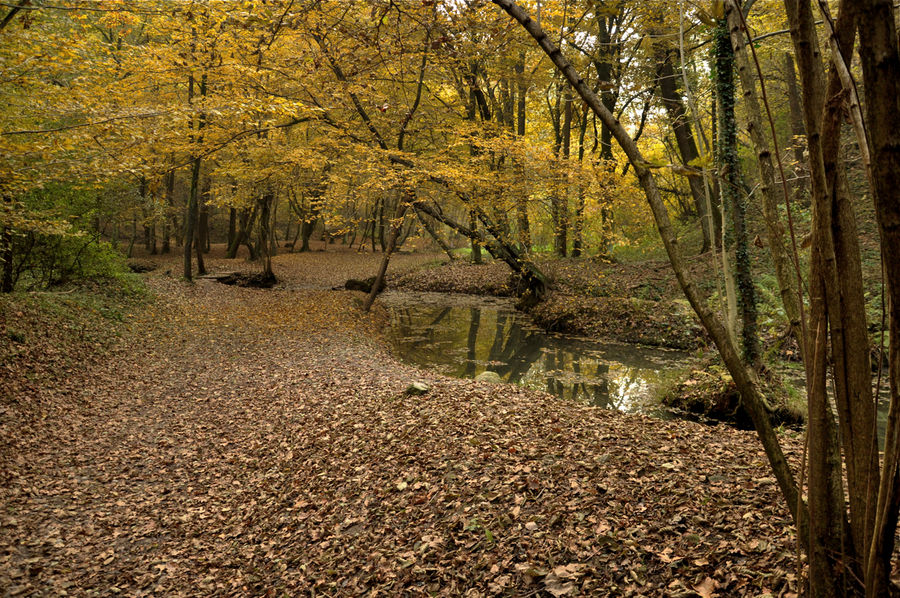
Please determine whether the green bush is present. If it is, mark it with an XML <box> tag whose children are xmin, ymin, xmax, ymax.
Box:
<box><xmin>2</xmin><ymin>181</ymin><xmax>141</xmax><ymax>292</ymax></box>
<box><xmin>9</xmin><ymin>231</ymin><xmax>134</xmax><ymax>290</ymax></box>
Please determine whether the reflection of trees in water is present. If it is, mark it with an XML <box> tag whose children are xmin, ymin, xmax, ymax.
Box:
<box><xmin>570</xmin><ymin>359</ymin><xmax>611</xmax><ymax>408</ymax></box>
<box><xmin>464</xmin><ymin>307</ymin><xmax>480</xmax><ymax>377</ymax></box>
<box><xmin>389</xmin><ymin>304</ymin><xmax>659</xmax><ymax>410</ymax></box>
<box><xmin>392</xmin><ymin>307</ymin><xmax>452</xmax><ymax>349</ymax></box>
<box><xmin>462</xmin><ymin>307</ymin><xmax>617</xmax><ymax>406</ymax></box>
<box><xmin>483</xmin><ymin>312</ymin><xmax>544</xmax><ymax>382</ymax></box>
<box><xmin>605</xmin><ymin>368</ymin><xmax>643</xmax><ymax>411</ymax></box>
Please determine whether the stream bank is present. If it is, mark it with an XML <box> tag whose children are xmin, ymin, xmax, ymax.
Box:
<box><xmin>388</xmin><ymin>256</ymin><xmax>810</xmax><ymax>427</ymax></box>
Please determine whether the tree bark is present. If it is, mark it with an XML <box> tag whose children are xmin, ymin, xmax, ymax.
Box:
<box><xmin>855</xmin><ymin>0</ymin><xmax>900</xmax><ymax>593</ymax></box>
<box><xmin>656</xmin><ymin>50</ymin><xmax>713</xmax><ymax>253</ymax></box>
<box><xmin>183</xmin><ymin>70</ymin><xmax>206</xmax><ymax>280</ymax></box>
<box><xmin>363</xmin><ymin>202</ymin><xmax>409</xmax><ymax>312</ymax></box>
<box><xmin>161</xmin><ymin>169</ymin><xmax>174</xmax><ymax>254</ymax></box>
<box><xmin>783</xmin><ymin>0</ymin><xmax>869</xmax><ymax>592</ymax></box>
<box><xmin>416</xmin><ymin>209</ymin><xmax>456</xmax><ymax>260</ymax></box>
<box><xmin>198</xmin><ymin>176</ymin><xmax>210</xmax><ymax>254</ymax></box>
<box><xmin>1</xmin><ymin>195</ymin><xmax>13</xmax><ymax>292</ymax></box>
<box><xmin>715</xmin><ymin>17</ymin><xmax>759</xmax><ymax>365</ymax></box>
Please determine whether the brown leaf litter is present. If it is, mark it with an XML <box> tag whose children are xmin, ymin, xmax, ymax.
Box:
<box><xmin>1</xmin><ymin>248</ymin><xmax>806</xmax><ymax>596</ymax></box>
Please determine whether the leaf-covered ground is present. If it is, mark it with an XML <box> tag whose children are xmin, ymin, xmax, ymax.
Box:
<box><xmin>2</xmin><ymin>247</ymin><xmax>808</xmax><ymax>596</ymax></box>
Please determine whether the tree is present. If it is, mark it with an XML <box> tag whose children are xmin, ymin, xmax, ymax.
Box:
<box><xmin>493</xmin><ymin>0</ymin><xmax>900</xmax><ymax>594</ymax></box>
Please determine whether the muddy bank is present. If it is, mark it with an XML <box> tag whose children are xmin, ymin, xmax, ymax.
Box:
<box><xmin>392</xmin><ymin>259</ymin><xmax>706</xmax><ymax>350</ymax></box>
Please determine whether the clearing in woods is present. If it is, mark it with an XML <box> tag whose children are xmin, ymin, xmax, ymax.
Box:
<box><xmin>1</xmin><ymin>248</ymin><xmax>803</xmax><ymax>596</ymax></box>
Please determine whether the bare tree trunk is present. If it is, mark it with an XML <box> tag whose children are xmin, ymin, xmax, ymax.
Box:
<box><xmin>257</xmin><ymin>191</ymin><xmax>274</xmax><ymax>277</ymax></box>
<box><xmin>783</xmin><ymin>0</ymin><xmax>871</xmax><ymax>592</ymax></box>
<box><xmin>515</xmin><ymin>51</ymin><xmax>531</xmax><ymax>251</ymax></box>
<box><xmin>363</xmin><ymin>202</ymin><xmax>410</xmax><ymax>312</ymax></box>
<box><xmin>416</xmin><ymin>210</ymin><xmax>457</xmax><ymax>260</ymax></box>
<box><xmin>469</xmin><ymin>209</ymin><xmax>483</xmax><ymax>264</ymax></box>
<box><xmin>783</xmin><ymin>53</ymin><xmax>808</xmax><ymax>203</ymax></box>
<box><xmin>227</xmin><ymin>207</ymin><xmax>236</xmax><ymax>250</ymax></box>
<box><xmin>572</xmin><ymin>105</ymin><xmax>589</xmax><ymax>257</ymax></box>
<box><xmin>656</xmin><ymin>50</ymin><xmax>713</xmax><ymax>253</ymax></box>
<box><xmin>183</xmin><ymin>70</ymin><xmax>206</xmax><ymax>280</ymax></box>
<box><xmin>162</xmin><ymin>170</ymin><xmax>174</xmax><ymax>254</ymax></box>
<box><xmin>555</xmin><ymin>89</ymin><xmax>572</xmax><ymax>257</ymax></box>
<box><xmin>198</xmin><ymin>176</ymin><xmax>210</xmax><ymax>254</ymax></box>
<box><xmin>1</xmin><ymin>196</ymin><xmax>14</xmax><ymax>292</ymax></box>
<box><xmin>183</xmin><ymin>157</ymin><xmax>200</xmax><ymax>279</ymax></box>
<box><xmin>855</xmin><ymin>0</ymin><xmax>900</xmax><ymax>593</ymax></box>
<box><xmin>126</xmin><ymin>213</ymin><xmax>137</xmax><ymax>258</ymax></box>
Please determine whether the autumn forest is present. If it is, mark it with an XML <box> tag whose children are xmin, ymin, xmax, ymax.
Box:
<box><xmin>3</xmin><ymin>0</ymin><xmax>900</xmax><ymax>595</ymax></box>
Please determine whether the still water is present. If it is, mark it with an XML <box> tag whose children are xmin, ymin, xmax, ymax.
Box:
<box><xmin>382</xmin><ymin>292</ymin><xmax>693</xmax><ymax>416</ymax></box>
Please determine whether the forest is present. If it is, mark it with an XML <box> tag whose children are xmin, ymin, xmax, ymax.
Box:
<box><xmin>2</xmin><ymin>0</ymin><xmax>900</xmax><ymax>595</ymax></box>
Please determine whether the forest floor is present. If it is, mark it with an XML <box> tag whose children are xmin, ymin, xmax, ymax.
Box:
<box><xmin>1</xmin><ymin>245</ymin><xmax>810</xmax><ymax>596</ymax></box>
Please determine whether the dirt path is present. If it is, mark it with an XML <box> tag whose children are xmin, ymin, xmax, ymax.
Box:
<box><xmin>2</xmin><ymin>250</ymin><xmax>804</xmax><ymax>596</ymax></box>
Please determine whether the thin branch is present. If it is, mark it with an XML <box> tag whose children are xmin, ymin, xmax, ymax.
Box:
<box><xmin>2</xmin><ymin>111</ymin><xmax>172</xmax><ymax>135</ymax></box>
<box><xmin>0</xmin><ymin>0</ymin><xmax>27</xmax><ymax>33</ymax></box>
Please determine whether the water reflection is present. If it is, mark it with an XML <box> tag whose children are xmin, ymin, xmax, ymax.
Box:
<box><xmin>382</xmin><ymin>292</ymin><xmax>691</xmax><ymax>415</ymax></box>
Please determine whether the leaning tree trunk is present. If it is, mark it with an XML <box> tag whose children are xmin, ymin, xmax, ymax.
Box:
<box><xmin>363</xmin><ymin>202</ymin><xmax>410</xmax><ymax>312</ymax></box>
<box><xmin>492</xmin><ymin>0</ymin><xmax>808</xmax><ymax>543</ymax></box>
<box><xmin>416</xmin><ymin>209</ymin><xmax>457</xmax><ymax>260</ymax></box>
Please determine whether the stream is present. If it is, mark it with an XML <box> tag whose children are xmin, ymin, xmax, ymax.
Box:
<box><xmin>381</xmin><ymin>292</ymin><xmax>693</xmax><ymax>418</ymax></box>
<box><xmin>382</xmin><ymin>291</ymin><xmax>895</xmax><ymax>441</ymax></box>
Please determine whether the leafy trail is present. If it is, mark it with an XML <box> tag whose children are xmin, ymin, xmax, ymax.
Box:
<box><xmin>2</xmin><ymin>249</ymin><xmax>804</xmax><ymax>596</ymax></box>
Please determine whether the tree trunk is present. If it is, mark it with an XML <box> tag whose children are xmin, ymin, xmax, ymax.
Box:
<box><xmin>572</xmin><ymin>106</ymin><xmax>589</xmax><ymax>257</ymax></box>
<box><xmin>555</xmin><ymin>89</ymin><xmax>572</xmax><ymax>257</ymax></box>
<box><xmin>656</xmin><ymin>50</ymin><xmax>713</xmax><ymax>253</ymax></box>
<box><xmin>257</xmin><ymin>191</ymin><xmax>274</xmax><ymax>277</ymax></box>
<box><xmin>515</xmin><ymin>52</ymin><xmax>532</xmax><ymax>252</ymax></box>
<box><xmin>183</xmin><ymin>156</ymin><xmax>201</xmax><ymax>279</ymax></box>
<box><xmin>183</xmin><ymin>70</ymin><xmax>206</xmax><ymax>280</ymax></box>
<box><xmin>492</xmin><ymin>0</ymin><xmax>807</xmax><ymax>546</ymax></box>
<box><xmin>162</xmin><ymin>170</ymin><xmax>173</xmax><ymax>254</ymax></box>
<box><xmin>855</xmin><ymin>0</ymin><xmax>900</xmax><ymax>593</ymax></box>
<box><xmin>1</xmin><ymin>199</ymin><xmax>14</xmax><ymax>292</ymax></box>
<box><xmin>818</xmin><ymin>1</ymin><xmax>878</xmax><ymax>576</ymax></box>
<box><xmin>724</xmin><ymin>2</ymin><xmax>804</xmax><ymax>358</ymax></box>
<box><xmin>416</xmin><ymin>209</ymin><xmax>456</xmax><ymax>260</ymax></box>
<box><xmin>783</xmin><ymin>53</ymin><xmax>808</xmax><ymax>203</ymax></box>
<box><xmin>469</xmin><ymin>209</ymin><xmax>483</xmax><ymax>264</ymax></box>
<box><xmin>363</xmin><ymin>202</ymin><xmax>410</xmax><ymax>312</ymax></box>
<box><xmin>227</xmin><ymin>207</ymin><xmax>236</xmax><ymax>250</ymax></box>
<box><xmin>198</xmin><ymin>176</ymin><xmax>210</xmax><ymax>254</ymax></box>
<box><xmin>782</xmin><ymin>0</ymin><xmax>873</xmax><ymax>592</ymax></box>
<box><xmin>715</xmin><ymin>18</ymin><xmax>760</xmax><ymax>365</ymax></box>
<box><xmin>414</xmin><ymin>200</ymin><xmax>548</xmax><ymax>306</ymax></box>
